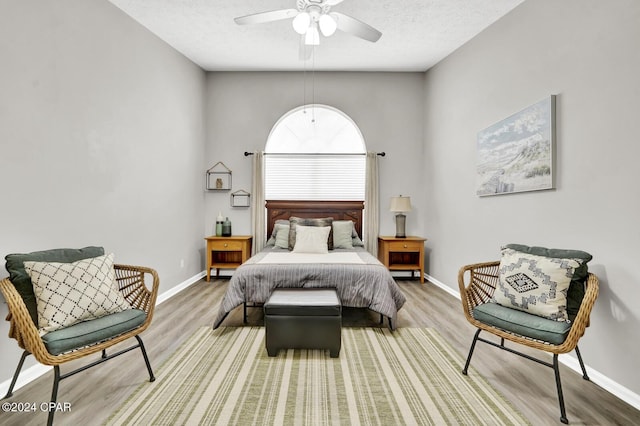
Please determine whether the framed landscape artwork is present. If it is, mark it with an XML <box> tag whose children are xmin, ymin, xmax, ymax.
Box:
<box><xmin>476</xmin><ymin>95</ymin><xmax>556</xmax><ymax>196</ymax></box>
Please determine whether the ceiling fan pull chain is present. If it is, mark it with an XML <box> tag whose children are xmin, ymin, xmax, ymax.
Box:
<box><xmin>303</xmin><ymin>38</ymin><xmax>307</xmax><ymax>114</ymax></box>
<box><xmin>312</xmin><ymin>46</ymin><xmax>316</xmax><ymax>123</ymax></box>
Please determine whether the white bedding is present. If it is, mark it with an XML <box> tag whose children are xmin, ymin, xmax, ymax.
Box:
<box><xmin>257</xmin><ymin>252</ymin><xmax>365</xmax><ymax>264</ymax></box>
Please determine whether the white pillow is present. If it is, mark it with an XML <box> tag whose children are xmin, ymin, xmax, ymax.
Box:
<box><xmin>292</xmin><ymin>225</ymin><xmax>331</xmax><ymax>254</ymax></box>
<box><xmin>24</xmin><ymin>253</ymin><xmax>131</xmax><ymax>333</ymax></box>
<box><xmin>494</xmin><ymin>248</ymin><xmax>583</xmax><ymax>322</ymax></box>
<box><xmin>332</xmin><ymin>220</ymin><xmax>354</xmax><ymax>249</ymax></box>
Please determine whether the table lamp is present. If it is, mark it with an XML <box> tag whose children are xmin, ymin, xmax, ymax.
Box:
<box><xmin>390</xmin><ymin>196</ymin><xmax>412</xmax><ymax>238</ymax></box>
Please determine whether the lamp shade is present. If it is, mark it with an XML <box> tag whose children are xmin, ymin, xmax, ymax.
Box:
<box><xmin>390</xmin><ymin>196</ymin><xmax>412</xmax><ymax>213</ymax></box>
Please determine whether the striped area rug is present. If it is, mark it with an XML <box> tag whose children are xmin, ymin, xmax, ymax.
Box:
<box><xmin>106</xmin><ymin>327</ymin><xmax>529</xmax><ymax>425</ymax></box>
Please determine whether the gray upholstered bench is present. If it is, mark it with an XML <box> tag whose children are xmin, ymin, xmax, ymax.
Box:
<box><xmin>264</xmin><ymin>288</ymin><xmax>342</xmax><ymax>358</ymax></box>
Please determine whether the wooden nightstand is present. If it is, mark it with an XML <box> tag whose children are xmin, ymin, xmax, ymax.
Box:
<box><xmin>204</xmin><ymin>235</ymin><xmax>252</xmax><ymax>281</ymax></box>
<box><xmin>378</xmin><ymin>236</ymin><xmax>427</xmax><ymax>283</ymax></box>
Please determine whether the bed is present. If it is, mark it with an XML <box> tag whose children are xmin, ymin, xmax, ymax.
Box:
<box><xmin>213</xmin><ymin>200</ymin><xmax>406</xmax><ymax>330</ymax></box>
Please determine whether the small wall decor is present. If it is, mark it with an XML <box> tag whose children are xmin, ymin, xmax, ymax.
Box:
<box><xmin>231</xmin><ymin>189</ymin><xmax>251</xmax><ymax>207</ymax></box>
<box><xmin>476</xmin><ymin>95</ymin><xmax>556</xmax><ymax>196</ymax></box>
<box><xmin>206</xmin><ymin>162</ymin><xmax>232</xmax><ymax>191</ymax></box>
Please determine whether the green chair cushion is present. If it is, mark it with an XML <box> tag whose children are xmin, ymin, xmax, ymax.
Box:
<box><xmin>504</xmin><ymin>244</ymin><xmax>592</xmax><ymax>320</ymax></box>
<box><xmin>473</xmin><ymin>302</ymin><xmax>572</xmax><ymax>345</ymax></box>
<box><xmin>5</xmin><ymin>247</ymin><xmax>105</xmax><ymax>325</ymax></box>
<box><xmin>42</xmin><ymin>309</ymin><xmax>146</xmax><ymax>356</ymax></box>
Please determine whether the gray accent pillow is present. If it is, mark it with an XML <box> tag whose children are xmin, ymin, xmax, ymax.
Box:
<box><xmin>266</xmin><ymin>219</ymin><xmax>289</xmax><ymax>246</ymax></box>
<box><xmin>332</xmin><ymin>220</ymin><xmax>354</xmax><ymax>249</ymax></box>
<box><xmin>274</xmin><ymin>224</ymin><xmax>290</xmax><ymax>249</ymax></box>
<box><xmin>288</xmin><ymin>217</ymin><xmax>334</xmax><ymax>250</ymax></box>
<box><xmin>351</xmin><ymin>225</ymin><xmax>364</xmax><ymax>247</ymax></box>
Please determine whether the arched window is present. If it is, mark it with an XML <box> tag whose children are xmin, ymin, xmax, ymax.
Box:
<box><xmin>265</xmin><ymin>105</ymin><xmax>366</xmax><ymax>200</ymax></box>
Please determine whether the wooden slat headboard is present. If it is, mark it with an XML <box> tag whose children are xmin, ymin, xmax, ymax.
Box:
<box><xmin>266</xmin><ymin>200</ymin><xmax>364</xmax><ymax>239</ymax></box>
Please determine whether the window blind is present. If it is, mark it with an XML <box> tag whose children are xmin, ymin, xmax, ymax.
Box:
<box><xmin>265</xmin><ymin>154</ymin><xmax>365</xmax><ymax>200</ymax></box>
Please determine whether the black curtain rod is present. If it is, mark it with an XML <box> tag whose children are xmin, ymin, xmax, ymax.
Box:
<box><xmin>244</xmin><ymin>151</ymin><xmax>385</xmax><ymax>157</ymax></box>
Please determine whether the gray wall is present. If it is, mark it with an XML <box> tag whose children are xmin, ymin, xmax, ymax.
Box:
<box><xmin>2</xmin><ymin>0</ymin><xmax>638</xmax><ymax>407</ymax></box>
<box><xmin>0</xmin><ymin>1</ymin><xmax>206</xmax><ymax>385</ymax></box>
<box><xmin>423</xmin><ymin>0</ymin><xmax>640</xmax><ymax>395</ymax></box>
<box><xmin>204</xmin><ymin>72</ymin><xmax>425</xmax><ymax>242</ymax></box>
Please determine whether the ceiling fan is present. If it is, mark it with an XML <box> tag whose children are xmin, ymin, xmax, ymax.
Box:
<box><xmin>234</xmin><ymin>0</ymin><xmax>382</xmax><ymax>47</ymax></box>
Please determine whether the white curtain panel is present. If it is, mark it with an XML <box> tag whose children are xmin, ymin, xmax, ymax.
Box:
<box><xmin>251</xmin><ymin>151</ymin><xmax>266</xmax><ymax>254</ymax></box>
<box><xmin>364</xmin><ymin>152</ymin><xmax>379</xmax><ymax>256</ymax></box>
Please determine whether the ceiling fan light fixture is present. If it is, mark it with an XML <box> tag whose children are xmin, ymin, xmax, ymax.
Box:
<box><xmin>305</xmin><ymin>22</ymin><xmax>320</xmax><ymax>45</ymax></box>
<box><xmin>319</xmin><ymin>13</ymin><xmax>337</xmax><ymax>36</ymax></box>
<box><xmin>235</xmin><ymin>1</ymin><xmax>382</xmax><ymax>48</ymax></box>
<box><xmin>292</xmin><ymin>12</ymin><xmax>311</xmax><ymax>34</ymax></box>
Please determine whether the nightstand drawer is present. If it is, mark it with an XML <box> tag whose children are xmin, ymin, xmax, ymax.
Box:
<box><xmin>386</xmin><ymin>240</ymin><xmax>423</xmax><ymax>252</ymax></box>
<box><xmin>208</xmin><ymin>240</ymin><xmax>245</xmax><ymax>251</ymax></box>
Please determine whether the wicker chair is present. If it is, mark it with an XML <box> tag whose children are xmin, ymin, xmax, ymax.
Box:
<box><xmin>458</xmin><ymin>258</ymin><xmax>599</xmax><ymax>424</ymax></box>
<box><xmin>1</xmin><ymin>251</ymin><xmax>159</xmax><ymax>426</ymax></box>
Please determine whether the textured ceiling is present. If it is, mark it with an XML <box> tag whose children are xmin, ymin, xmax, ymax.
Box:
<box><xmin>108</xmin><ymin>0</ymin><xmax>525</xmax><ymax>72</ymax></box>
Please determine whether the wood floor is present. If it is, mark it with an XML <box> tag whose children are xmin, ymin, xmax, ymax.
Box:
<box><xmin>1</xmin><ymin>278</ymin><xmax>638</xmax><ymax>425</ymax></box>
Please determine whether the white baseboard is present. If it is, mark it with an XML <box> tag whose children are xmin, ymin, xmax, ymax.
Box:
<box><xmin>156</xmin><ymin>271</ymin><xmax>205</xmax><ymax>305</ymax></box>
<box><xmin>558</xmin><ymin>353</ymin><xmax>640</xmax><ymax>411</ymax></box>
<box><xmin>425</xmin><ymin>273</ymin><xmax>459</xmax><ymax>298</ymax></box>
<box><xmin>425</xmin><ymin>273</ymin><xmax>640</xmax><ymax>411</ymax></box>
<box><xmin>0</xmin><ymin>270</ymin><xmax>205</xmax><ymax>397</ymax></box>
<box><xmin>0</xmin><ymin>363</ymin><xmax>51</xmax><ymax>398</ymax></box>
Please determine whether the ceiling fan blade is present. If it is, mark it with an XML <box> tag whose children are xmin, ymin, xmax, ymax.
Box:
<box><xmin>332</xmin><ymin>12</ymin><xmax>382</xmax><ymax>42</ymax></box>
<box><xmin>234</xmin><ymin>9</ymin><xmax>298</xmax><ymax>25</ymax></box>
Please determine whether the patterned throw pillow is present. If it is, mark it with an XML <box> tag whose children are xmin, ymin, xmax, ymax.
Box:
<box><xmin>288</xmin><ymin>217</ymin><xmax>334</xmax><ymax>250</ymax></box>
<box><xmin>24</xmin><ymin>253</ymin><xmax>131</xmax><ymax>333</ymax></box>
<box><xmin>494</xmin><ymin>248</ymin><xmax>585</xmax><ymax>322</ymax></box>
